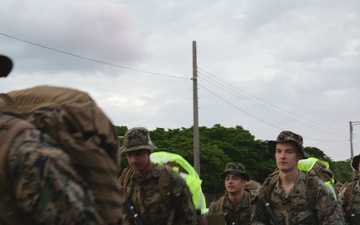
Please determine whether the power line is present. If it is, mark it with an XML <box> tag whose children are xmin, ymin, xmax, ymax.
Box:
<box><xmin>0</xmin><ymin>32</ymin><xmax>189</xmax><ymax>80</ymax></box>
<box><xmin>200</xmin><ymin>82</ymin><xmax>347</xmax><ymax>142</ymax></box>
<box><xmin>197</xmin><ymin>71</ymin><xmax>347</xmax><ymax>143</ymax></box>
<box><xmin>198</xmin><ymin>68</ymin><xmax>348</xmax><ymax>136</ymax></box>
<box><xmin>198</xmin><ymin>72</ymin><xmax>348</xmax><ymax>138</ymax></box>
<box><xmin>198</xmin><ymin>83</ymin><xmax>284</xmax><ymax>130</ymax></box>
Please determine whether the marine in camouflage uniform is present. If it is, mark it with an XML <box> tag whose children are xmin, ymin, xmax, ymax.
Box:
<box><xmin>118</xmin><ymin>127</ymin><xmax>196</xmax><ymax>225</ymax></box>
<box><xmin>338</xmin><ymin>154</ymin><xmax>360</xmax><ymax>224</ymax></box>
<box><xmin>251</xmin><ymin>130</ymin><xmax>345</xmax><ymax>225</ymax></box>
<box><xmin>207</xmin><ymin>162</ymin><xmax>255</xmax><ymax>225</ymax></box>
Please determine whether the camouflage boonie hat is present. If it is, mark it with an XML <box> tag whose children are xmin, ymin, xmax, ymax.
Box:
<box><xmin>268</xmin><ymin>130</ymin><xmax>309</xmax><ymax>159</ymax></box>
<box><xmin>219</xmin><ymin>162</ymin><xmax>250</xmax><ymax>181</ymax></box>
<box><xmin>120</xmin><ymin>127</ymin><xmax>156</xmax><ymax>153</ymax></box>
<box><xmin>351</xmin><ymin>154</ymin><xmax>360</xmax><ymax>171</ymax></box>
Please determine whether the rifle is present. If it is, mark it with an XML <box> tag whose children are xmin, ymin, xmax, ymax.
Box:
<box><xmin>125</xmin><ymin>199</ymin><xmax>143</xmax><ymax>225</ymax></box>
<box><xmin>261</xmin><ymin>198</ymin><xmax>280</xmax><ymax>225</ymax></box>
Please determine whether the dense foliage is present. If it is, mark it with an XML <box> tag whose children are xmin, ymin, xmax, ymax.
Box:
<box><xmin>116</xmin><ymin>125</ymin><xmax>354</xmax><ymax>193</ymax></box>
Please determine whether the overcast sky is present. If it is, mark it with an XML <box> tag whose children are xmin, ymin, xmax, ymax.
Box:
<box><xmin>1</xmin><ymin>0</ymin><xmax>360</xmax><ymax>161</ymax></box>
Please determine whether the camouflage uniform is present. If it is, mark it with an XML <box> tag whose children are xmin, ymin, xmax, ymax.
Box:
<box><xmin>251</xmin><ymin>131</ymin><xmax>345</xmax><ymax>225</ymax></box>
<box><xmin>207</xmin><ymin>162</ymin><xmax>254</xmax><ymax>225</ymax></box>
<box><xmin>338</xmin><ymin>154</ymin><xmax>360</xmax><ymax>224</ymax></box>
<box><xmin>5</xmin><ymin>128</ymin><xmax>104</xmax><ymax>225</ymax></box>
<box><xmin>119</xmin><ymin>127</ymin><xmax>196</xmax><ymax>225</ymax></box>
<box><xmin>122</xmin><ymin>163</ymin><xmax>196</xmax><ymax>225</ymax></box>
<box><xmin>251</xmin><ymin>171</ymin><xmax>344</xmax><ymax>225</ymax></box>
<box><xmin>208</xmin><ymin>192</ymin><xmax>253</xmax><ymax>225</ymax></box>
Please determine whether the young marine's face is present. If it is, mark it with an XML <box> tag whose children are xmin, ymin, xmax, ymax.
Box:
<box><xmin>275</xmin><ymin>142</ymin><xmax>301</xmax><ymax>173</ymax></box>
<box><xmin>126</xmin><ymin>149</ymin><xmax>152</xmax><ymax>176</ymax></box>
<box><xmin>224</xmin><ymin>173</ymin><xmax>246</xmax><ymax>195</ymax></box>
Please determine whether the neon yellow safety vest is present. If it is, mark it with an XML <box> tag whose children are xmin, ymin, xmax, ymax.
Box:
<box><xmin>298</xmin><ymin>157</ymin><xmax>337</xmax><ymax>199</ymax></box>
<box><xmin>150</xmin><ymin>151</ymin><xmax>207</xmax><ymax>214</ymax></box>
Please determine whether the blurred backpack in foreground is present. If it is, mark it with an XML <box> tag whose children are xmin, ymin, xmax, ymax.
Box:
<box><xmin>0</xmin><ymin>83</ymin><xmax>123</xmax><ymax>224</ymax></box>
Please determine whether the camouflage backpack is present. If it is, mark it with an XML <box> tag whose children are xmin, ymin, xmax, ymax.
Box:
<box><xmin>0</xmin><ymin>85</ymin><xmax>122</xmax><ymax>225</ymax></box>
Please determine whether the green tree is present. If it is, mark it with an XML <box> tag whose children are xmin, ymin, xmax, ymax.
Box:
<box><xmin>330</xmin><ymin>160</ymin><xmax>353</xmax><ymax>183</ymax></box>
<box><xmin>304</xmin><ymin>146</ymin><xmax>332</xmax><ymax>161</ymax></box>
<box><xmin>114</xmin><ymin>125</ymin><xmax>354</xmax><ymax>193</ymax></box>
<box><xmin>304</xmin><ymin>146</ymin><xmax>353</xmax><ymax>183</ymax></box>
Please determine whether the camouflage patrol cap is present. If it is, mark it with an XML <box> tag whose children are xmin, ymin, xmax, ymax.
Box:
<box><xmin>120</xmin><ymin>127</ymin><xmax>157</xmax><ymax>153</ymax></box>
<box><xmin>0</xmin><ymin>54</ymin><xmax>13</xmax><ymax>77</ymax></box>
<box><xmin>219</xmin><ymin>162</ymin><xmax>250</xmax><ymax>181</ymax></box>
<box><xmin>268</xmin><ymin>130</ymin><xmax>309</xmax><ymax>159</ymax></box>
<box><xmin>351</xmin><ymin>154</ymin><xmax>360</xmax><ymax>171</ymax></box>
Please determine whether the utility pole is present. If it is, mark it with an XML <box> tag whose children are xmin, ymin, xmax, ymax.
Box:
<box><xmin>350</xmin><ymin>121</ymin><xmax>360</xmax><ymax>179</ymax></box>
<box><xmin>192</xmin><ymin>41</ymin><xmax>200</xmax><ymax>176</ymax></box>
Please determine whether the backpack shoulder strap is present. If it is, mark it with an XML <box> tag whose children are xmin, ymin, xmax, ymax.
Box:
<box><xmin>343</xmin><ymin>182</ymin><xmax>355</xmax><ymax>205</ymax></box>
<box><xmin>157</xmin><ymin>165</ymin><xmax>175</xmax><ymax>225</ymax></box>
<box><xmin>158</xmin><ymin>165</ymin><xmax>172</xmax><ymax>207</ymax></box>
<box><xmin>258</xmin><ymin>170</ymin><xmax>279</xmax><ymax>200</ymax></box>
<box><xmin>216</xmin><ymin>196</ymin><xmax>226</xmax><ymax>212</ymax></box>
<box><xmin>119</xmin><ymin>167</ymin><xmax>133</xmax><ymax>202</ymax></box>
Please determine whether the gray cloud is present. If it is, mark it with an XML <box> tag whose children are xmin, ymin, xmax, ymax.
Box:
<box><xmin>1</xmin><ymin>0</ymin><xmax>360</xmax><ymax>161</ymax></box>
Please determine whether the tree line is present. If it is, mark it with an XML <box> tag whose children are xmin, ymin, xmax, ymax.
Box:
<box><xmin>115</xmin><ymin>124</ymin><xmax>353</xmax><ymax>194</ymax></box>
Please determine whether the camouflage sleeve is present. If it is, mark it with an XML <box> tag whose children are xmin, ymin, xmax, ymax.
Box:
<box><xmin>170</xmin><ymin>171</ymin><xmax>197</xmax><ymax>225</ymax></box>
<box><xmin>7</xmin><ymin>129</ymin><xmax>105</xmax><ymax>225</ymax></box>
<box><xmin>315</xmin><ymin>181</ymin><xmax>346</xmax><ymax>225</ymax></box>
